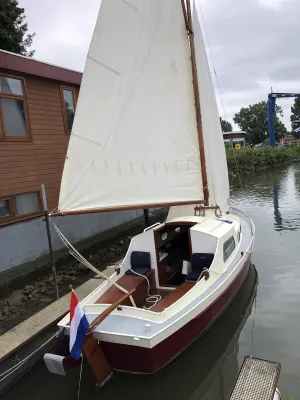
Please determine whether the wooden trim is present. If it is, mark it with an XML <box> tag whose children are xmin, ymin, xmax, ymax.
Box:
<box><xmin>82</xmin><ymin>335</ymin><xmax>112</xmax><ymax>385</ymax></box>
<box><xmin>184</xmin><ymin>0</ymin><xmax>209</xmax><ymax>206</ymax></box>
<box><xmin>0</xmin><ymin>211</ymin><xmax>44</xmax><ymax>227</ymax></box>
<box><xmin>164</xmin><ymin>221</ymin><xmax>198</xmax><ymax>227</ymax></box>
<box><xmin>60</xmin><ymin>85</ymin><xmax>77</xmax><ymax>134</ymax></box>
<box><xmin>154</xmin><ymin>228</ymin><xmax>168</xmax><ymax>286</ymax></box>
<box><xmin>51</xmin><ymin>200</ymin><xmax>202</xmax><ymax>216</ymax></box>
<box><xmin>0</xmin><ymin>73</ymin><xmax>31</xmax><ymax>140</ymax></box>
<box><xmin>1</xmin><ymin>135</ymin><xmax>32</xmax><ymax>142</ymax></box>
<box><xmin>0</xmin><ymin>71</ymin><xmax>28</xmax><ymax>89</ymax></box>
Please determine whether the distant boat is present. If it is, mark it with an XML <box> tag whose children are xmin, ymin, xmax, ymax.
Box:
<box><xmin>54</xmin><ymin>0</ymin><xmax>255</xmax><ymax>381</ymax></box>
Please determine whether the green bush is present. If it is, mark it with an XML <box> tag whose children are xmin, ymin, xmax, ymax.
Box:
<box><xmin>226</xmin><ymin>146</ymin><xmax>300</xmax><ymax>177</ymax></box>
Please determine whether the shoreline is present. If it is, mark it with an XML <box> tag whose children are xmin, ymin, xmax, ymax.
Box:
<box><xmin>226</xmin><ymin>146</ymin><xmax>300</xmax><ymax>178</ymax></box>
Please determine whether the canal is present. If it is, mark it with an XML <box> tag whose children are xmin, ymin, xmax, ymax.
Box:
<box><xmin>3</xmin><ymin>164</ymin><xmax>300</xmax><ymax>399</ymax></box>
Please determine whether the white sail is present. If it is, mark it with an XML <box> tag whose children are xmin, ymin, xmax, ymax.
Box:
<box><xmin>58</xmin><ymin>0</ymin><xmax>204</xmax><ymax>213</ymax></box>
<box><xmin>193</xmin><ymin>2</ymin><xmax>230</xmax><ymax>213</ymax></box>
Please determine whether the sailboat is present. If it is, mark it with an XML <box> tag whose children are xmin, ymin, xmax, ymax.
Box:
<box><xmin>54</xmin><ymin>0</ymin><xmax>255</xmax><ymax>381</ymax></box>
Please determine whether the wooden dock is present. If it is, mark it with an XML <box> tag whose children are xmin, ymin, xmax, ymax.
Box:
<box><xmin>0</xmin><ymin>275</ymin><xmax>109</xmax><ymax>362</ymax></box>
<box><xmin>0</xmin><ymin>266</ymin><xmax>116</xmax><ymax>395</ymax></box>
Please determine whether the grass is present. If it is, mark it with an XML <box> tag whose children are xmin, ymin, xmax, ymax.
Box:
<box><xmin>226</xmin><ymin>146</ymin><xmax>300</xmax><ymax>177</ymax></box>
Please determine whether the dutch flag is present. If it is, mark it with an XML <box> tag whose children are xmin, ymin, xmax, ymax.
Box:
<box><xmin>69</xmin><ymin>290</ymin><xmax>90</xmax><ymax>360</ymax></box>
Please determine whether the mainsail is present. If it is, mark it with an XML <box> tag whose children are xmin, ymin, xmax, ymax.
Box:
<box><xmin>58</xmin><ymin>0</ymin><xmax>229</xmax><ymax>214</ymax></box>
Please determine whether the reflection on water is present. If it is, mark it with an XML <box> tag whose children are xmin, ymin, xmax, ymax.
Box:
<box><xmin>272</xmin><ymin>184</ymin><xmax>283</xmax><ymax>230</ymax></box>
<box><xmin>4</xmin><ymin>164</ymin><xmax>300</xmax><ymax>400</ymax></box>
<box><xmin>231</xmin><ymin>164</ymin><xmax>300</xmax><ymax>232</ymax></box>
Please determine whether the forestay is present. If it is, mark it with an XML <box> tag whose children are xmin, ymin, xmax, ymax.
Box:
<box><xmin>193</xmin><ymin>2</ymin><xmax>230</xmax><ymax>213</ymax></box>
<box><xmin>58</xmin><ymin>0</ymin><xmax>203</xmax><ymax>213</ymax></box>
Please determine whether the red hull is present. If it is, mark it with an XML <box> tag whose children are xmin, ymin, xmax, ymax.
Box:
<box><xmin>100</xmin><ymin>254</ymin><xmax>251</xmax><ymax>374</ymax></box>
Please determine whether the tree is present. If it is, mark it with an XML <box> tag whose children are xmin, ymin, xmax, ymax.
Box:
<box><xmin>0</xmin><ymin>0</ymin><xmax>35</xmax><ymax>56</ymax></box>
<box><xmin>220</xmin><ymin>117</ymin><xmax>232</xmax><ymax>133</ymax></box>
<box><xmin>290</xmin><ymin>97</ymin><xmax>300</xmax><ymax>138</ymax></box>
<box><xmin>233</xmin><ymin>101</ymin><xmax>287</xmax><ymax>145</ymax></box>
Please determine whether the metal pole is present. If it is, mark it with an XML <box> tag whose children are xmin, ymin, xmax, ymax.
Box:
<box><xmin>268</xmin><ymin>93</ymin><xmax>276</xmax><ymax>147</ymax></box>
<box><xmin>41</xmin><ymin>184</ymin><xmax>59</xmax><ymax>299</ymax></box>
<box><xmin>143</xmin><ymin>209</ymin><xmax>150</xmax><ymax>228</ymax></box>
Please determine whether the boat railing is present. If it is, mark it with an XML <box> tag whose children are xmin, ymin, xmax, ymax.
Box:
<box><xmin>144</xmin><ymin>222</ymin><xmax>161</xmax><ymax>232</ymax></box>
<box><xmin>231</xmin><ymin>206</ymin><xmax>255</xmax><ymax>235</ymax></box>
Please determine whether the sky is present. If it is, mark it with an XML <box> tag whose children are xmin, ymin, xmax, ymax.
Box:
<box><xmin>19</xmin><ymin>0</ymin><xmax>300</xmax><ymax>130</ymax></box>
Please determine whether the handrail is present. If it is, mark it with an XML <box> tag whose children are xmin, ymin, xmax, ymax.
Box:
<box><xmin>231</xmin><ymin>207</ymin><xmax>255</xmax><ymax>235</ymax></box>
<box><xmin>89</xmin><ymin>288</ymin><xmax>135</xmax><ymax>331</ymax></box>
<box><xmin>143</xmin><ymin>222</ymin><xmax>161</xmax><ymax>232</ymax></box>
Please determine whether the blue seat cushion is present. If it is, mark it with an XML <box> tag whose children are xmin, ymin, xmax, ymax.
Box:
<box><xmin>125</xmin><ymin>251</ymin><xmax>151</xmax><ymax>276</ymax></box>
<box><xmin>185</xmin><ymin>270</ymin><xmax>202</xmax><ymax>281</ymax></box>
<box><xmin>192</xmin><ymin>253</ymin><xmax>214</xmax><ymax>270</ymax></box>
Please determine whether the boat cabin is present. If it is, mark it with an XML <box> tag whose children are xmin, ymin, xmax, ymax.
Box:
<box><xmin>94</xmin><ymin>216</ymin><xmax>241</xmax><ymax>313</ymax></box>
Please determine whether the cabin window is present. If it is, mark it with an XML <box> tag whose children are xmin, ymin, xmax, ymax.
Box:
<box><xmin>0</xmin><ymin>192</ymin><xmax>42</xmax><ymax>224</ymax></box>
<box><xmin>61</xmin><ymin>87</ymin><xmax>76</xmax><ymax>132</ymax></box>
<box><xmin>0</xmin><ymin>75</ymin><xmax>29</xmax><ymax>139</ymax></box>
<box><xmin>237</xmin><ymin>226</ymin><xmax>241</xmax><ymax>242</ymax></box>
<box><xmin>223</xmin><ymin>236</ymin><xmax>236</xmax><ymax>262</ymax></box>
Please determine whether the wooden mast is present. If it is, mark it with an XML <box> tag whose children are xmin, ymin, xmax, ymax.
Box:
<box><xmin>181</xmin><ymin>0</ymin><xmax>209</xmax><ymax>206</ymax></box>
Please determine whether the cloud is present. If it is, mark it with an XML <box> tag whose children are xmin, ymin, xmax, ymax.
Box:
<box><xmin>258</xmin><ymin>0</ymin><xmax>292</xmax><ymax>11</ymax></box>
<box><xmin>199</xmin><ymin>0</ymin><xmax>300</xmax><ymax>129</ymax></box>
<box><xmin>19</xmin><ymin>0</ymin><xmax>300</xmax><ymax>130</ymax></box>
<box><xmin>19</xmin><ymin>0</ymin><xmax>101</xmax><ymax>71</ymax></box>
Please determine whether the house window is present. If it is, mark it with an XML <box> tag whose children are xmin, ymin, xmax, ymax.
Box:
<box><xmin>0</xmin><ymin>75</ymin><xmax>29</xmax><ymax>139</ymax></box>
<box><xmin>0</xmin><ymin>192</ymin><xmax>42</xmax><ymax>223</ymax></box>
<box><xmin>223</xmin><ymin>236</ymin><xmax>236</xmax><ymax>262</ymax></box>
<box><xmin>0</xmin><ymin>198</ymin><xmax>13</xmax><ymax>218</ymax></box>
<box><xmin>61</xmin><ymin>87</ymin><xmax>76</xmax><ymax>132</ymax></box>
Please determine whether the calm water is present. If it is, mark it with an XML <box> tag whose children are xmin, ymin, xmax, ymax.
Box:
<box><xmin>4</xmin><ymin>164</ymin><xmax>300</xmax><ymax>400</ymax></box>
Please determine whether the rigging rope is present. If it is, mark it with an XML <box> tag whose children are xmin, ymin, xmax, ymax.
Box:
<box><xmin>50</xmin><ymin>218</ymin><xmax>137</xmax><ymax>308</ymax></box>
<box><xmin>198</xmin><ymin>0</ymin><xmax>249</xmax><ymax>216</ymax></box>
<box><xmin>77</xmin><ymin>354</ymin><xmax>84</xmax><ymax>400</ymax></box>
<box><xmin>128</xmin><ymin>268</ymin><xmax>161</xmax><ymax>310</ymax></box>
<box><xmin>0</xmin><ymin>329</ymin><xmax>63</xmax><ymax>383</ymax></box>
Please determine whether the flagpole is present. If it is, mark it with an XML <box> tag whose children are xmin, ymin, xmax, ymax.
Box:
<box><xmin>41</xmin><ymin>184</ymin><xmax>59</xmax><ymax>300</ymax></box>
